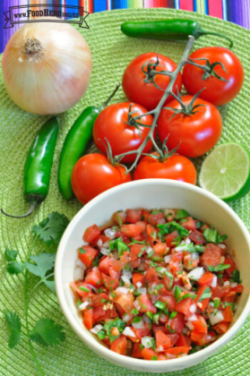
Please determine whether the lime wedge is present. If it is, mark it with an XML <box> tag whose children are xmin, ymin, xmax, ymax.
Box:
<box><xmin>199</xmin><ymin>143</ymin><xmax>250</xmax><ymax>202</ymax></box>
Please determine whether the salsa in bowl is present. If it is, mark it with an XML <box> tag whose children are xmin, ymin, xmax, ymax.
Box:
<box><xmin>55</xmin><ymin>180</ymin><xmax>250</xmax><ymax>373</ymax></box>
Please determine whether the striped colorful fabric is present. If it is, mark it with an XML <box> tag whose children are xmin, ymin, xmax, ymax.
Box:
<box><xmin>0</xmin><ymin>1</ymin><xmax>250</xmax><ymax>53</ymax></box>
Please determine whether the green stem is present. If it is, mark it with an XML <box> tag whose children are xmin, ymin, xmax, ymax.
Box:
<box><xmin>27</xmin><ymin>273</ymin><xmax>54</xmax><ymax>308</ymax></box>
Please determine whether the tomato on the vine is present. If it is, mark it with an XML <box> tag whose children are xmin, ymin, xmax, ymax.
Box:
<box><xmin>71</xmin><ymin>154</ymin><xmax>131</xmax><ymax>205</ymax></box>
<box><xmin>122</xmin><ymin>52</ymin><xmax>182</xmax><ymax>111</ymax></box>
<box><xmin>183</xmin><ymin>47</ymin><xmax>244</xmax><ymax>106</ymax></box>
<box><xmin>93</xmin><ymin>102</ymin><xmax>154</xmax><ymax>163</ymax></box>
<box><xmin>133</xmin><ymin>153</ymin><xmax>197</xmax><ymax>185</ymax></box>
<box><xmin>157</xmin><ymin>95</ymin><xmax>223</xmax><ymax>158</ymax></box>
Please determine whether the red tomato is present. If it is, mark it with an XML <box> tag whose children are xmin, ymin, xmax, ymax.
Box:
<box><xmin>137</xmin><ymin>294</ymin><xmax>157</xmax><ymax>313</ymax></box>
<box><xmin>121</xmin><ymin>224</ymin><xmax>142</xmax><ymax>238</ymax></box>
<box><xmin>78</xmin><ymin>246</ymin><xmax>98</xmax><ymax>267</ymax></box>
<box><xmin>93</xmin><ymin>102</ymin><xmax>154</xmax><ymax>163</ymax></box>
<box><xmin>71</xmin><ymin>154</ymin><xmax>131</xmax><ymax>205</ymax></box>
<box><xmin>201</xmin><ymin>243</ymin><xmax>222</xmax><ymax>267</ymax></box>
<box><xmin>156</xmin><ymin>331</ymin><xmax>173</xmax><ymax>349</ymax></box>
<box><xmin>126</xmin><ymin>209</ymin><xmax>142</xmax><ymax>223</ymax></box>
<box><xmin>85</xmin><ymin>267</ymin><xmax>102</xmax><ymax>287</ymax></box>
<box><xmin>122</xmin><ymin>52</ymin><xmax>183</xmax><ymax>111</ymax></box>
<box><xmin>110</xmin><ymin>335</ymin><xmax>127</xmax><ymax>355</ymax></box>
<box><xmin>133</xmin><ymin>153</ymin><xmax>197</xmax><ymax>184</ymax></box>
<box><xmin>183</xmin><ymin>47</ymin><xmax>244</xmax><ymax>106</ymax></box>
<box><xmin>83</xmin><ymin>224</ymin><xmax>100</xmax><ymax>243</ymax></box>
<box><xmin>157</xmin><ymin>96</ymin><xmax>222</xmax><ymax>158</ymax></box>
<box><xmin>181</xmin><ymin>217</ymin><xmax>196</xmax><ymax>231</ymax></box>
<box><xmin>83</xmin><ymin>309</ymin><xmax>94</xmax><ymax>330</ymax></box>
<box><xmin>175</xmin><ymin>298</ymin><xmax>192</xmax><ymax>317</ymax></box>
<box><xmin>141</xmin><ymin>348</ymin><xmax>158</xmax><ymax>360</ymax></box>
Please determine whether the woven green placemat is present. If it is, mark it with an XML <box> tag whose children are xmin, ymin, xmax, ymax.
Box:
<box><xmin>0</xmin><ymin>8</ymin><xmax>250</xmax><ymax>376</ymax></box>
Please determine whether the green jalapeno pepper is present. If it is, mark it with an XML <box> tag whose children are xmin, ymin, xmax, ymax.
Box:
<box><xmin>1</xmin><ymin>117</ymin><xmax>59</xmax><ymax>218</ymax></box>
<box><xmin>58</xmin><ymin>83</ymin><xmax>120</xmax><ymax>200</ymax></box>
<box><xmin>121</xmin><ymin>19</ymin><xmax>233</xmax><ymax>48</ymax></box>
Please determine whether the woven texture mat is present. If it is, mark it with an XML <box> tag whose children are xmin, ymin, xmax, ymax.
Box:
<box><xmin>0</xmin><ymin>8</ymin><xmax>250</xmax><ymax>376</ymax></box>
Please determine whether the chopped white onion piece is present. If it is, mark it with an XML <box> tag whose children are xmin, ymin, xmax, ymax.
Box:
<box><xmin>208</xmin><ymin>310</ymin><xmax>224</xmax><ymax>325</ymax></box>
<box><xmin>218</xmin><ymin>243</ymin><xmax>226</xmax><ymax>249</ymax></box>
<box><xmin>224</xmin><ymin>281</ymin><xmax>230</xmax><ymax>286</ymax></box>
<box><xmin>138</xmin><ymin>287</ymin><xmax>147</xmax><ymax>294</ymax></box>
<box><xmin>156</xmin><ymin>267</ymin><xmax>167</xmax><ymax>274</ymax></box>
<box><xmin>188</xmin><ymin>267</ymin><xmax>205</xmax><ymax>281</ymax></box>
<box><xmin>116</xmin><ymin>287</ymin><xmax>129</xmax><ymax>295</ymax></box>
<box><xmin>121</xmin><ymin>275</ymin><xmax>131</xmax><ymax>284</ymax></box>
<box><xmin>145</xmin><ymin>246</ymin><xmax>153</xmax><ymax>254</ymax></box>
<box><xmin>132</xmin><ymin>320</ymin><xmax>144</xmax><ymax>329</ymax></box>
<box><xmin>134</xmin><ymin>300</ymin><xmax>141</xmax><ymax>311</ymax></box>
<box><xmin>184</xmin><ymin>237</ymin><xmax>192</xmax><ymax>245</ymax></box>
<box><xmin>220</xmin><ymin>256</ymin><xmax>225</xmax><ymax>263</ymax></box>
<box><xmin>97</xmin><ymin>239</ymin><xmax>103</xmax><ymax>247</ymax></box>
<box><xmin>175</xmin><ymin>242</ymin><xmax>187</xmax><ymax>251</ymax></box>
<box><xmin>90</xmin><ymin>324</ymin><xmax>103</xmax><ymax>334</ymax></box>
<box><xmin>74</xmin><ymin>267</ymin><xmax>85</xmax><ymax>281</ymax></box>
<box><xmin>143</xmin><ymin>314</ymin><xmax>151</xmax><ymax>324</ymax></box>
<box><xmin>231</xmin><ymin>282</ymin><xmax>238</xmax><ymax>288</ymax></box>
<box><xmin>100</xmin><ymin>247</ymin><xmax>110</xmax><ymax>256</ymax></box>
<box><xmin>122</xmin><ymin>269</ymin><xmax>132</xmax><ymax>279</ymax></box>
<box><xmin>75</xmin><ymin>259</ymin><xmax>86</xmax><ymax>268</ymax></box>
<box><xmin>211</xmin><ymin>275</ymin><xmax>218</xmax><ymax>288</ymax></box>
<box><xmin>103</xmin><ymin>241</ymin><xmax>110</xmax><ymax>248</ymax></box>
<box><xmin>156</xmin><ymin>345</ymin><xmax>164</xmax><ymax>352</ymax></box>
<box><xmin>190</xmin><ymin>252</ymin><xmax>199</xmax><ymax>261</ymax></box>
<box><xmin>164</xmin><ymin>255</ymin><xmax>172</xmax><ymax>264</ymax></box>
<box><xmin>122</xmin><ymin>314</ymin><xmax>131</xmax><ymax>322</ymax></box>
<box><xmin>136</xmin><ymin>282</ymin><xmax>142</xmax><ymax>288</ymax></box>
<box><xmin>185</xmin><ymin>322</ymin><xmax>194</xmax><ymax>330</ymax></box>
<box><xmin>188</xmin><ymin>314</ymin><xmax>198</xmax><ymax>322</ymax></box>
<box><xmin>190</xmin><ymin>304</ymin><xmax>197</xmax><ymax>314</ymax></box>
<box><xmin>104</xmin><ymin>228</ymin><xmax>117</xmax><ymax>239</ymax></box>
<box><xmin>141</xmin><ymin>336</ymin><xmax>155</xmax><ymax>348</ymax></box>
<box><xmin>122</xmin><ymin>327</ymin><xmax>136</xmax><ymax>337</ymax></box>
<box><xmin>86</xmin><ymin>284</ymin><xmax>97</xmax><ymax>292</ymax></box>
<box><xmin>78</xmin><ymin>301</ymin><xmax>89</xmax><ymax>311</ymax></box>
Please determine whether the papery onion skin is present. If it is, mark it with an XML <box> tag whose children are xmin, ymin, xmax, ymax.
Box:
<box><xmin>2</xmin><ymin>19</ymin><xmax>92</xmax><ymax>115</ymax></box>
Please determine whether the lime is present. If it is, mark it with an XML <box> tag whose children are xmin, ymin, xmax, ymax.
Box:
<box><xmin>199</xmin><ymin>143</ymin><xmax>250</xmax><ymax>202</ymax></box>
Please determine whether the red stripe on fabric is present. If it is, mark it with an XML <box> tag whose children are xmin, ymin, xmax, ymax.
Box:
<box><xmin>208</xmin><ymin>0</ymin><xmax>223</xmax><ymax>18</ymax></box>
<box><xmin>88</xmin><ymin>0</ymin><xmax>94</xmax><ymax>13</ymax></box>
<box><xmin>144</xmin><ymin>0</ymin><xmax>157</xmax><ymax>7</ymax></box>
<box><xmin>180</xmin><ymin>0</ymin><xmax>193</xmax><ymax>11</ymax></box>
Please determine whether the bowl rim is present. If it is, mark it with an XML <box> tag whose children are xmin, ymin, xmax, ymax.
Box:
<box><xmin>55</xmin><ymin>179</ymin><xmax>250</xmax><ymax>369</ymax></box>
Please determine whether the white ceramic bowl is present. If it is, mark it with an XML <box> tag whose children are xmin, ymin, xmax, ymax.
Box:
<box><xmin>55</xmin><ymin>179</ymin><xmax>250</xmax><ymax>373</ymax></box>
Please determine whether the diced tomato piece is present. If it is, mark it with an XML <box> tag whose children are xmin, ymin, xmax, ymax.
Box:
<box><xmin>198</xmin><ymin>271</ymin><xmax>214</xmax><ymax>286</ymax></box>
<box><xmin>192</xmin><ymin>315</ymin><xmax>208</xmax><ymax>333</ymax></box>
<box><xmin>132</xmin><ymin>273</ymin><xmax>144</xmax><ymax>287</ymax></box>
<box><xmin>121</xmin><ymin>224</ymin><xmax>142</xmax><ymax>238</ymax></box>
<box><xmin>131</xmin><ymin>244</ymin><xmax>145</xmax><ymax>260</ymax></box>
<box><xmin>157</xmin><ymin>354</ymin><xmax>167</xmax><ymax>360</ymax></box>
<box><xmin>224</xmin><ymin>258</ymin><xmax>236</xmax><ymax>274</ymax></box>
<box><xmin>171</xmin><ymin>250</ymin><xmax>183</xmax><ymax>262</ymax></box>
<box><xmin>223</xmin><ymin>291</ymin><xmax>236</xmax><ymax>303</ymax></box>
<box><xmin>120</xmin><ymin>251</ymin><xmax>131</xmax><ymax>265</ymax></box>
<box><xmin>141</xmin><ymin>209</ymin><xmax>150</xmax><ymax>222</ymax></box>
<box><xmin>115</xmin><ymin>293</ymin><xmax>135</xmax><ymax>314</ymax></box>
<box><xmin>83</xmin><ymin>308</ymin><xmax>94</xmax><ymax>330</ymax></box>
<box><xmin>159</xmin><ymin>295</ymin><xmax>176</xmax><ymax>311</ymax></box>
<box><xmin>153</xmin><ymin>241</ymin><xmax>167</xmax><ymax>255</ymax></box>
<box><xmin>143</xmin><ymin>268</ymin><xmax>160</xmax><ymax>284</ymax></box>
<box><xmin>99</xmin><ymin>256</ymin><xmax>112</xmax><ymax>274</ymax></box>
<box><xmin>175</xmin><ymin>298</ymin><xmax>192</xmax><ymax>317</ymax></box>
<box><xmin>70</xmin><ymin>282</ymin><xmax>90</xmax><ymax>298</ymax></box>
<box><xmin>134</xmin><ymin>323</ymin><xmax>151</xmax><ymax>340</ymax></box>
<box><xmin>85</xmin><ymin>267</ymin><xmax>102</xmax><ymax>287</ymax></box>
<box><xmin>141</xmin><ymin>348</ymin><xmax>158</xmax><ymax>360</ymax></box>
<box><xmin>136</xmin><ymin>221</ymin><xmax>146</xmax><ymax>233</ymax></box>
<box><xmin>168</xmin><ymin>313</ymin><xmax>185</xmax><ymax>334</ymax></box>
<box><xmin>152</xmin><ymin>325</ymin><xmax>168</xmax><ymax>335</ymax></box>
<box><xmin>78</xmin><ymin>246</ymin><xmax>98</xmax><ymax>267</ymax></box>
<box><xmin>114</xmin><ymin>230</ymin><xmax>130</xmax><ymax>243</ymax></box>
<box><xmin>92</xmin><ymin>293</ymin><xmax>110</xmax><ymax>307</ymax></box>
<box><xmin>189</xmin><ymin>230</ymin><xmax>205</xmax><ymax>245</ymax></box>
<box><xmin>205</xmin><ymin>330</ymin><xmax>217</xmax><ymax>343</ymax></box>
<box><xmin>165</xmin><ymin>346</ymin><xmax>190</xmax><ymax>356</ymax></box>
<box><xmin>96</xmin><ymin>309</ymin><xmax>118</xmax><ymax>323</ymax></box>
<box><xmin>110</xmin><ymin>259</ymin><xmax>124</xmax><ymax>272</ymax></box>
<box><xmin>146</xmin><ymin>224</ymin><xmax>157</xmax><ymax>239</ymax></box>
<box><xmin>137</xmin><ymin>294</ymin><xmax>157</xmax><ymax>313</ymax></box>
<box><xmin>168</xmin><ymin>334</ymin><xmax>180</xmax><ymax>346</ymax></box>
<box><xmin>169</xmin><ymin>260</ymin><xmax>182</xmax><ymax>274</ymax></box>
<box><xmin>148</xmin><ymin>212</ymin><xmax>164</xmax><ymax>225</ymax></box>
<box><xmin>201</xmin><ymin>243</ymin><xmax>221</xmax><ymax>267</ymax></box>
<box><xmin>159</xmin><ymin>313</ymin><xmax>169</xmax><ymax>324</ymax></box>
<box><xmin>231</xmin><ymin>284</ymin><xmax>243</xmax><ymax>293</ymax></box>
<box><xmin>90</xmin><ymin>234</ymin><xmax>109</xmax><ymax>248</ymax></box>
<box><xmin>110</xmin><ymin>335</ymin><xmax>127</xmax><ymax>355</ymax></box>
<box><xmin>83</xmin><ymin>224</ymin><xmax>100</xmax><ymax>243</ymax></box>
<box><xmin>113</xmin><ymin>211</ymin><xmax>127</xmax><ymax>225</ymax></box>
<box><xmin>156</xmin><ymin>331</ymin><xmax>173</xmax><ymax>349</ymax></box>
<box><xmin>132</xmin><ymin>343</ymin><xmax>143</xmax><ymax>358</ymax></box>
<box><xmin>212</xmin><ymin>285</ymin><xmax>224</xmax><ymax>299</ymax></box>
<box><xmin>176</xmin><ymin>334</ymin><xmax>191</xmax><ymax>348</ymax></box>
<box><xmin>223</xmin><ymin>305</ymin><xmax>233</xmax><ymax>322</ymax></box>
<box><xmin>102</xmin><ymin>273</ymin><xmax>119</xmax><ymax>290</ymax></box>
<box><xmin>126</xmin><ymin>209</ymin><xmax>142</xmax><ymax>223</ymax></box>
<box><xmin>195</xmin><ymin>285</ymin><xmax>210</xmax><ymax>311</ymax></box>
<box><xmin>213</xmin><ymin>322</ymin><xmax>229</xmax><ymax>334</ymax></box>
<box><xmin>165</xmin><ymin>231</ymin><xmax>179</xmax><ymax>247</ymax></box>
<box><xmin>190</xmin><ymin>330</ymin><xmax>206</xmax><ymax>344</ymax></box>
<box><xmin>181</xmin><ymin>216</ymin><xmax>196</xmax><ymax>231</ymax></box>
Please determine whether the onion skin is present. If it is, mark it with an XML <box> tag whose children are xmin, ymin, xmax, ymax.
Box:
<box><xmin>2</xmin><ymin>20</ymin><xmax>92</xmax><ymax>115</ymax></box>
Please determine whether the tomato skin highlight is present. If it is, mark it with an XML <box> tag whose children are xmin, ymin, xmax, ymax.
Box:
<box><xmin>122</xmin><ymin>52</ymin><xmax>183</xmax><ymax>111</ymax></box>
<box><xmin>93</xmin><ymin>102</ymin><xmax>154</xmax><ymax>163</ymax></box>
<box><xmin>133</xmin><ymin>153</ymin><xmax>197</xmax><ymax>185</ymax></box>
<box><xmin>71</xmin><ymin>153</ymin><xmax>131</xmax><ymax>205</ymax></box>
<box><xmin>157</xmin><ymin>96</ymin><xmax>222</xmax><ymax>158</ymax></box>
<box><xmin>183</xmin><ymin>47</ymin><xmax>244</xmax><ymax>106</ymax></box>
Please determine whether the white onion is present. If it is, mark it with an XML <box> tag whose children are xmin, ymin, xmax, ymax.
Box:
<box><xmin>122</xmin><ymin>314</ymin><xmax>131</xmax><ymax>322</ymax></box>
<box><xmin>100</xmin><ymin>247</ymin><xmax>110</xmax><ymax>256</ymax></box>
<box><xmin>116</xmin><ymin>287</ymin><xmax>129</xmax><ymax>295</ymax></box>
<box><xmin>185</xmin><ymin>322</ymin><xmax>194</xmax><ymax>330</ymax></box>
<box><xmin>134</xmin><ymin>300</ymin><xmax>141</xmax><ymax>311</ymax></box>
<box><xmin>145</xmin><ymin>246</ymin><xmax>153</xmax><ymax>254</ymax></box>
<box><xmin>188</xmin><ymin>267</ymin><xmax>205</xmax><ymax>281</ymax></box>
<box><xmin>224</xmin><ymin>281</ymin><xmax>230</xmax><ymax>286</ymax></box>
<box><xmin>231</xmin><ymin>282</ymin><xmax>238</xmax><ymax>288</ymax></box>
<box><xmin>132</xmin><ymin>320</ymin><xmax>144</xmax><ymax>329</ymax></box>
<box><xmin>103</xmin><ymin>241</ymin><xmax>110</xmax><ymax>248</ymax></box>
<box><xmin>123</xmin><ymin>327</ymin><xmax>136</xmax><ymax>337</ymax></box>
<box><xmin>211</xmin><ymin>275</ymin><xmax>218</xmax><ymax>288</ymax></box>
<box><xmin>190</xmin><ymin>304</ymin><xmax>197</xmax><ymax>314</ymax></box>
<box><xmin>184</xmin><ymin>238</ymin><xmax>192</xmax><ymax>245</ymax></box>
<box><xmin>123</xmin><ymin>269</ymin><xmax>132</xmax><ymax>279</ymax></box>
<box><xmin>141</xmin><ymin>336</ymin><xmax>155</xmax><ymax>348</ymax></box>
<box><xmin>188</xmin><ymin>314</ymin><xmax>198</xmax><ymax>322</ymax></box>
<box><xmin>220</xmin><ymin>256</ymin><xmax>225</xmax><ymax>263</ymax></box>
<box><xmin>86</xmin><ymin>284</ymin><xmax>97</xmax><ymax>292</ymax></box>
<box><xmin>2</xmin><ymin>20</ymin><xmax>92</xmax><ymax>114</ymax></box>
<box><xmin>164</xmin><ymin>255</ymin><xmax>172</xmax><ymax>264</ymax></box>
<box><xmin>136</xmin><ymin>282</ymin><xmax>142</xmax><ymax>288</ymax></box>
<box><xmin>104</xmin><ymin>228</ymin><xmax>116</xmax><ymax>239</ymax></box>
<box><xmin>208</xmin><ymin>311</ymin><xmax>224</xmax><ymax>325</ymax></box>
<box><xmin>155</xmin><ymin>346</ymin><xmax>164</xmax><ymax>352</ymax></box>
<box><xmin>142</xmin><ymin>314</ymin><xmax>151</xmax><ymax>324</ymax></box>
<box><xmin>218</xmin><ymin>244</ymin><xmax>226</xmax><ymax>249</ymax></box>
<box><xmin>121</xmin><ymin>276</ymin><xmax>131</xmax><ymax>284</ymax></box>
<box><xmin>137</xmin><ymin>287</ymin><xmax>147</xmax><ymax>295</ymax></box>
<box><xmin>78</xmin><ymin>301</ymin><xmax>89</xmax><ymax>311</ymax></box>
<box><xmin>75</xmin><ymin>259</ymin><xmax>86</xmax><ymax>268</ymax></box>
<box><xmin>97</xmin><ymin>239</ymin><xmax>103</xmax><ymax>247</ymax></box>
<box><xmin>74</xmin><ymin>267</ymin><xmax>85</xmax><ymax>281</ymax></box>
<box><xmin>190</xmin><ymin>252</ymin><xmax>199</xmax><ymax>261</ymax></box>
<box><xmin>90</xmin><ymin>325</ymin><xmax>103</xmax><ymax>334</ymax></box>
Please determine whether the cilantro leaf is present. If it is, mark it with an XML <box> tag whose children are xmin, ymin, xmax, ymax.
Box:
<box><xmin>7</xmin><ymin>262</ymin><xmax>24</xmax><ymax>275</ymax></box>
<box><xmin>25</xmin><ymin>253</ymin><xmax>56</xmax><ymax>293</ymax></box>
<box><xmin>231</xmin><ymin>269</ymin><xmax>241</xmax><ymax>283</ymax></box>
<box><xmin>30</xmin><ymin>318</ymin><xmax>65</xmax><ymax>347</ymax></box>
<box><xmin>4</xmin><ymin>309</ymin><xmax>22</xmax><ymax>348</ymax></box>
<box><xmin>32</xmin><ymin>212</ymin><xmax>69</xmax><ymax>246</ymax></box>
<box><xmin>5</xmin><ymin>248</ymin><xmax>18</xmax><ymax>262</ymax></box>
<box><xmin>199</xmin><ymin>287</ymin><xmax>212</xmax><ymax>302</ymax></box>
<box><xmin>208</xmin><ymin>264</ymin><xmax>231</xmax><ymax>272</ymax></box>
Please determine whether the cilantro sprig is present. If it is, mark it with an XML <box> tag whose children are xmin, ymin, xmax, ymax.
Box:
<box><xmin>3</xmin><ymin>212</ymin><xmax>68</xmax><ymax>376</ymax></box>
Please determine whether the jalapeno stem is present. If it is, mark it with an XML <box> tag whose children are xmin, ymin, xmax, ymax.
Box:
<box><xmin>198</xmin><ymin>29</ymin><xmax>233</xmax><ymax>48</ymax></box>
<box><xmin>1</xmin><ymin>202</ymin><xmax>36</xmax><ymax>218</ymax></box>
<box><xmin>102</xmin><ymin>83</ymin><xmax>121</xmax><ymax>107</ymax></box>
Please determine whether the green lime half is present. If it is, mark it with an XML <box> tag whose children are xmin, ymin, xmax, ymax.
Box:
<box><xmin>199</xmin><ymin>143</ymin><xmax>250</xmax><ymax>202</ymax></box>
